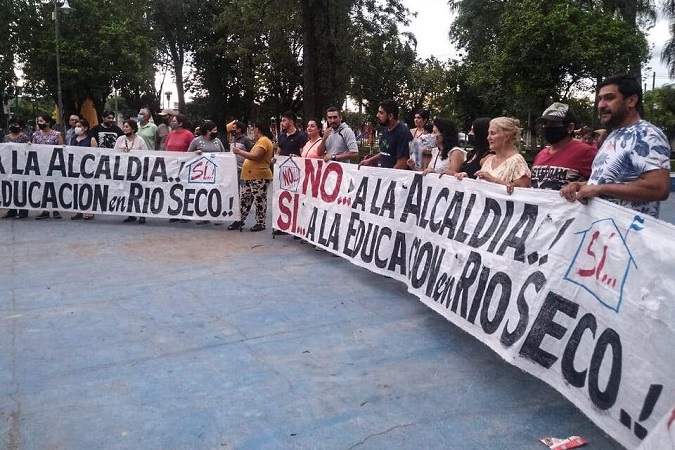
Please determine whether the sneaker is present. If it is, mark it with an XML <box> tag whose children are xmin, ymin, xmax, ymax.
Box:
<box><xmin>179</xmin><ymin>219</ymin><xmax>189</xmax><ymax>223</ymax></box>
<box><xmin>123</xmin><ymin>216</ymin><xmax>136</xmax><ymax>223</ymax></box>
<box><xmin>35</xmin><ymin>211</ymin><xmax>50</xmax><ymax>220</ymax></box>
<box><xmin>196</xmin><ymin>220</ymin><xmax>210</xmax><ymax>225</ymax></box>
<box><xmin>138</xmin><ymin>217</ymin><xmax>146</xmax><ymax>224</ymax></box>
<box><xmin>250</xmin><ymin>223</ymin><xmax>265</xmax><ymax>232</ymax></box>
<box><xmin>71</xmin><ymin>213</ymin><xmax>83</xmax><ymax>220</ymax></box>
<box><xmin>52</xmin><ymin>212</ymin><xmax>62</xmax><ymax>219</ymax></box>
<box><xmin>227</xmin><ymin>220</ymin><xmax>244</xmax><ymax>230</ymax></box>
<box><xmin>272</xmin><ymin>230</ymin><xmax>287</xmax><ymax>236</ymax></box>
<box><xmin>83</xmin><ymin>214</ymin><xmax>94</xmax><ymax>220</ymax></box>
<box><xmin>16</xmin><ymin>212</ymin><xmax>28</xmax><ymax>219</ymax></box>
<box><xmin>169</xmin><ymin>218</ymin><xmax>180</xmax><ymax>223</ymax></box>
<box><xmin>2</xmin><ymin>210</ymin><xmax>18</xmax><ymax>219</ymax></box>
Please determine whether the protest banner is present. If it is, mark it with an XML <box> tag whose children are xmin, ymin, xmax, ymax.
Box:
<box><xmin>272</xmin><ymin>156</ymin><xmax>675</xmax><ymax>449</ymax></box>
<box><xmin>0</xmin><ymin>143</ymin><xmax>240</xmax><ymax>220</ymax></box>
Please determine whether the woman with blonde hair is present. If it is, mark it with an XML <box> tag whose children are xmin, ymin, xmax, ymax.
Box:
<box><xmin>457</xmin><ymin>116</ymin><xmax>530</xmax><ymax>194</ymax></box>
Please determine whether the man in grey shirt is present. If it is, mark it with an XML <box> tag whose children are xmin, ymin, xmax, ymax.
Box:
<box><xmin>317</xmin><ymin>107</ymin><xmax>359</xmax><ymax>163</ymax></box>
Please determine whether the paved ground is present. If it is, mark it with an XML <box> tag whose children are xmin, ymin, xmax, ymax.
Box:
<box><xmin>2</xmin><ymin>193</ymin><xmax>673</xmax><ymax>449</ymax></box>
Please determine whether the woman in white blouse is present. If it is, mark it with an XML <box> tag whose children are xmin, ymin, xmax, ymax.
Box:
<box><xmin>114</xmin><ymin>120</ymin><xmax>148</xmax><ymax>152</ymax></box>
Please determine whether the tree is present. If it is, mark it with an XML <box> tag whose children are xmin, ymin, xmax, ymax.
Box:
<box><xmin>662</xmin><ymin>0</ymin><xmax>675</xmax><ymax>78</ymax></box>
<box><xmin>643</xmin><ymin>86</ymin><xmax>675</xmax><ymax>140</ymax></box>
<box><xmin>349</xmin><ymin>25</ymin><xmax>417</xmax><ymax>119</ymax></box>
<box><xmin>16</xmin><ymin>0</ymin><xmax>157</xmax><ymax>123</ymax></box>
<box><xmin>448</xmin><ymin>0</ymin><xmax>649</xmax><ymax>125</ymax></box>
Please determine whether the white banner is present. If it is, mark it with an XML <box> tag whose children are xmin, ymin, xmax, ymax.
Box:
<box><xmin>0</xmin><ymin>143</ymin><xmax>240</xmax><ymax>220</ymax></box>
<box><xmin>272</xmin><ymin>156</ymin><xmax>675</xmax><ymax>449</ymax></box>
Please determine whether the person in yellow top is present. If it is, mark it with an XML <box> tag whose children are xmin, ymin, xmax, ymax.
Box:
<box><xmin>228</xmin><ymin>121</ymin><xmax>274</xmax><ymax>232</ymax></box>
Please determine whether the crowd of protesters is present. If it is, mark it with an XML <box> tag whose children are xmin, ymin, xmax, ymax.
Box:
<box><xmin>1</xmin><ymin>73</ymin><xmax>671</xmax><ymax>228</ymax></box>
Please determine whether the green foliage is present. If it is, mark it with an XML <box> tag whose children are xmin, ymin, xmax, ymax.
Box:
<box><xmin>449</xmin><ymin>0</ymin><xmax>650</xmax><ymax>125</ymax></box>
<box><xmin>643</xmin><ymin>86</ymin><xmax>675</xmax><ymax>140</ymax></box>
<box><xmin>15</xmin><ymin>0</ymin><xmax>157</xmax><ymax>122</ymax></box>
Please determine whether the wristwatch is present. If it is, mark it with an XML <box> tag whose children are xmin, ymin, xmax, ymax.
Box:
<box><xmin>331</xmin><ymin>154</ymin><xmax>337</xmax><ymax>161</ymax></box>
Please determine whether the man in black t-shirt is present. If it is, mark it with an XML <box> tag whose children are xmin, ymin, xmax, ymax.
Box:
<box><xmin>90</xmin><ymin>110</ymin><xmax>123</xmax><ymax>148</ymax></box>
<box><xmin>360</xmin><ymin>99</ymin><xmax>412</xmax><ymax>169</ymax></box>
<box><xmin>276</xmin><ymin>111</ymin><xmax>307</xmax><ymax>157</ymax></box>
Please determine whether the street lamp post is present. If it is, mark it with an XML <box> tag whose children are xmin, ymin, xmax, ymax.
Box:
<box><xmin>53</xmin><ymin>0</ymin><xmax>73</xmax><ymax>133</ymax></box>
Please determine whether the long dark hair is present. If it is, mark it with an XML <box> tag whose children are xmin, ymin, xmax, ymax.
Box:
<box><xmin>252</xmin><ymin>120</ymin><xmax>273</xmax><ymax>140</ymax></box>
<box><xmin>470</xmin><ymin>117</ymin><xmax>491</xmax><ymax>160</ymax></box>
<box><xmin>433</xmin><ymin>117</ymin><xmax>459</xmax><ymax>160</ymax></box>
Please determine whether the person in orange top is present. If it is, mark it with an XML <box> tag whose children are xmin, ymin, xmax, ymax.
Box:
<box><xmin>228</xmin><ymin>121</ymin><xmax>274</xmax><ymax>232</ymax></box>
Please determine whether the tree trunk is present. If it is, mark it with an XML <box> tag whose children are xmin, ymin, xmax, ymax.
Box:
<box><xmin>300</xmin><ymin>0</ymin><xmax>351</xmax><ymax>120</ymax></box>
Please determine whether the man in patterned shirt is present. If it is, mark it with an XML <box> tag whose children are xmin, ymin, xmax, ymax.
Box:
<box><xmin>560</xmin><ymin>73</ymin><xmax>670</xmax><ymax>218</ymax></box>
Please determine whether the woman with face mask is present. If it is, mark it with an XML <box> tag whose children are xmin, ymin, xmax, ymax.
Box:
<box><xmin>32</xmin><ymin>114</ymin><xmax>64</xmax><ymax>219</ymax></box>
<box><xmin>187</xmin><ymin>121</ymin><xmax>226</xmax><ymax>225</ymax></box>
<box><xmin>69</xmin><ymin>118</ymin><xmax>97</xmax><ymax>147</ymax></box>
<box><xmin>67</xmin><ymin>118</ymin><xmax>98</xmax><ymax>221</ymax></box>
<box><xmin>188</xmin><ymin>120</ymin><xmax>226</xmax><ymax>154</ymax></box>
<box><xmin>31</xmin><ymin>114</ymin><xmax>64</xmax><ymax>146</ymax></box>
<box><xmin>407</xmin><ymin>117</ymin><xmax>465</xmax><ymax>175</ymax></box>
<box><xmin>2</xmin><ymin>119</ymin><xmax>30</xmax><ymax>219</ymax></box>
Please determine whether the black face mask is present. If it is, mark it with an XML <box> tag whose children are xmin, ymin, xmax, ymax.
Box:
<box><xmin>210</xmin><ymin>132</ymin><xmax>218</xmax><ymax>139</ymax></box>
<box><xmin>9</xmin><ymin>125</ymin><xmax>21</xmax><ymax>133</ymax></box>
<box><xmin>467</xmin><ymin>134</ymin><xmax>476</xmax><ymax>146</ymax></box>
<box><xmin>37</xmin><ymin>122</ymin><xmax>48</xmax><ymax>130</ymax></box>
<box><xmin>543</xmin><ymin>126</ymin><xmax>569</xmax><ymax>144</ymax></box>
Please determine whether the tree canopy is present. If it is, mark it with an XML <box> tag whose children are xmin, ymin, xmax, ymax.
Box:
<box><xmin>1</xmin><ymin>0</ymin><xmax>661</xmax><ymax>134</ymax></box>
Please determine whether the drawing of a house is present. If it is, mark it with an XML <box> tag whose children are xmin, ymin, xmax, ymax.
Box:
<box><xmin>564</xmin><ymin>218</ymin><xmax>638</xmax><ymax>312</ymax></box>
<box><xmin>187</xmin><ymin>156</ymin><xmax>219</xmax><ymax>184</ymax></box>
<box><xmin>279</xmin><ymin>157</ymin><xmax>301</xmax><ymax>192</ymax></box>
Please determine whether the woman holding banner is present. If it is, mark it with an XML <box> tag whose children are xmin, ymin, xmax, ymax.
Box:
<box><xmin>301</xmin><ymin>119</ymin><xmax>323</xmax><ymax>158</ymax></box>
<box><xmin>455</xmin><ymin>117</ymin><xmax>492</xmax><ymax>179</ymax></box>
<box><xmin>407</xmin><ymin>117</ymin><xmax>465</xmax><ymax>175</ymax></box>
<box><xmin>70</xmin><ymin>118</ymin><xmax>97</xmax><ymax>220</ymax></box>
<box><xmin>227</xmin><ymin>121</ymin><xmax>274</xmax><ymax>232</ymax></box>
<box><xmin>32</xmin><ymin>114</ymin><xmax>64</xmax><ymax>220</ymax></box>
<box><xmin>116</xmin><ymin>120</ymin><xmax>148</xmax><ymax>224</ymax></box>
<box><xmin>456</xmin><ymin>117</ymin><xmax>530</xmax><ymax>194</ymax></box>
<box><xmin>2</xmin><ymin>118</ymin><xmax>30</xmax><ymax>219</ymax></box>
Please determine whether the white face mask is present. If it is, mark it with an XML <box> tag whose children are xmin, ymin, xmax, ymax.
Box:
<box><xmin>74</xmin><ymin>127</ymin><xmax>84</xmax><ymax>136</ymax></box>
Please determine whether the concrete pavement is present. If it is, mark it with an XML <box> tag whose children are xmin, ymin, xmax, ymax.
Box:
<box><xmin>3</xmin><ymin>194</ymin><xmax>673</xmax><ymax>449</ymax></box>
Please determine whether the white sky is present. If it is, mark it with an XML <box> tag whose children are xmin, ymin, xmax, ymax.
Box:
<box><xmin>401</xmin><ymin>0</ymin><xmax>674</xmax><ymax>88</ymax></box>
<box><xmin>159</xmin><ymin>0</ymin><xmax>674</xmax><ymax>106</ymax></box>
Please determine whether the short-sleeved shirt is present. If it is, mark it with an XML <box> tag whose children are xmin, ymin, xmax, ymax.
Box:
<box><xmin>379</xmin><ymin>122</ymin><xmax>413</xmax><ymax>168</ymax></box>
<box><xmin>188</xmin><ymin>136</ymin><xmax>226</xmax><ymax>153</ymax></box>
<box><xmin>325</xmin><ymin>123</ymin><xmax>358</xmax><ymax>156</ymax></box>
<box><xmin>242</xmin><ymin>136</ymin><xmax>274</xmax><ymax>180</ymax></box>
<box><xmin>277</xmin><ymin>129</ymin><xmax>308</xmax><ymax>156</ymax></box>
<box><xmin>165</xmin><ymin>129</ymin><xmax>194</xmax><ymax>152</ymax></box>
<box><xmin>137</xmin><ymin>122</ymin><xmax>157</xmax><ymax>150</ymax></box>
<box><xmin>481</xmin><ymin>153</ymin><xmax>531</xmax><ymax>183</ymax></box>
<box><xmin>114</xmin><ymin>135</ymin><xmax>148</xmax><ymax>151</ymax></box>
<box><xmin>233</xmin><ymin>135</ymin><xmax>254</xmax><ymax>169</ymax></box>
<box><xmin>4</xmin><ymin>133</ymin><xmax>30</xmax><ymax>143</ymax></box>
<box><xmin>531</xmin><ymin>139</ymin><xmax>597</xmax><ymax>190</ymax></box>
<box><xmin>31</xmin><ymin>129</ymin><xmax>61</xmax><ymax>145</ymax></box>
<box><xmin>91</xmin><ymin>124</ymin><xmax>123</xmax><ymax>148</ymax></box>
<box><xmin>588</xmin><ymin>119</ymin><xmax>671</xmax><ymax>218</ymax></box>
